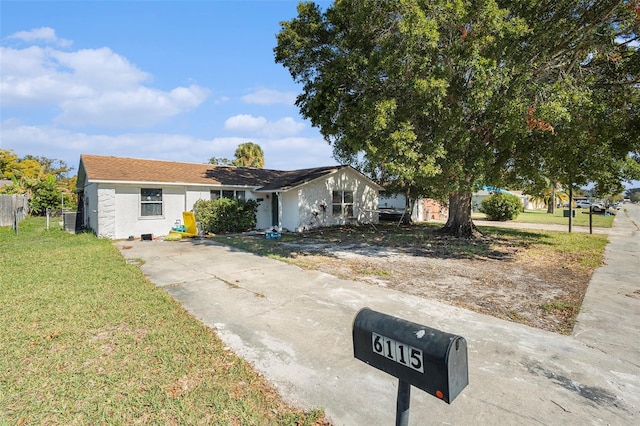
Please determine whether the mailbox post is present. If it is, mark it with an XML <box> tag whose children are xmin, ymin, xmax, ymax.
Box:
<box><xmin>353</xmin><ymin>308</ymin><xmax>468</xmax><ymax>424</ymax></box>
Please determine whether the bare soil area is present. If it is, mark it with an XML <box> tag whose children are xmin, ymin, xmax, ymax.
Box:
<box><xmin>220</xmin><ymin>223</ymin><xmax>606</xmax><ymax>334</ymax></box>
<box><xmin>289</xmin><ymin>244</ymin><xmax>587</xmax><ymax>334</ymax></box>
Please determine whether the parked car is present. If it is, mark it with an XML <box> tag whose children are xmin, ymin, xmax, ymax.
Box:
<box><xmin>575</xmin><ymin>200</ymin><xmax>591</xmax><ymax>208</ymax></box>
<box><xmin>591</xmin><ymin>203</ymin><xmax>606</xmax><ymax>212</ymax></box>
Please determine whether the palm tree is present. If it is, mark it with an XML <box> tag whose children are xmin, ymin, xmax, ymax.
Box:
<box><xmin>528</xmin><ymin>182</ymin><xmax>569</xmax><ymax>213</ymax></box>
<box><xmin>232</xmin><ymin>142</ymin><xmax>264</xmax><ymax>168</ymax></box>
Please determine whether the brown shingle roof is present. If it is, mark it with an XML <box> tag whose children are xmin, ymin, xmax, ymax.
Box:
<box><xmin>81</xmin><ymin>155</ymin><xmax>222</xmax><ymax>185</ymax></box>
<box><xmin>79</xmin><ymin>155</ymin><xmax>356</xmax><ymax>191</ymax></box>
<box><xmin>256</xmin><ymin>166</ymin><xmax>348</xmax><ymax>191</ymax></box>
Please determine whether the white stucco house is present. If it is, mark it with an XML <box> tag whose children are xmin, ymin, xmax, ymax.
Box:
<box><xmin>76</xmin><ymin>155</ymin><xmax>383</xmax><ymax>239</ymax></box>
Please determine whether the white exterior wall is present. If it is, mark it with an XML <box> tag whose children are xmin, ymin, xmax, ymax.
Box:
<box><xmin>472</xmin><ymin>191</ymin><xmax>490</xmax><ymax>213</ymax></box>
<box><xmin>89</xmin><ymin>183</ymin><xmax>273</xmax><ymax>239</ymax></box>
<box><xmin>83</xmin><ymin>182</ymin><xmax>99</xmax><ymax>235</ymax></box>
<box><xmin>379</xmin><ymin>193</ymin><xmax>405</xmax><ymax>209</ymax></box>
<box><xmin>97</xmin><ymin>186</ymin><xmax>116</xmax><ymax>238</ymax></box>
<box><xmin>186</xmin><ymin>187</ymin><xmax>211</xmax><ymax>211</ymax></box>
<box><xmin>84</xmin><ymin>169</ymin><xmax>379</xmax><ymax>238</ymax></box>
<box><xmin>290</xmin><ymin>169</ymin><xmax>379</xmax><ymax>232</ymax></box>
<box><xmin>107</xmin><ymin>185</ymin><xmax>185</xmax><ymax>239</ymax></box>
<box><xmin>279</xmin><ymin>191</ymin><xmax>300</xmax><ymax>231</ymax></box>
<box><xmin>255</xmin><ymin>194</ymin><xmax>272</xmax><ymax>230</ymax></box>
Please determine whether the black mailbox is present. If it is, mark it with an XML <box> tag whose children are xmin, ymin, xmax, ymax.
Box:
<box><xmin>353</xmin><ymin>307</ymin><xmax>468</xmax><ymax>404</ymax></box>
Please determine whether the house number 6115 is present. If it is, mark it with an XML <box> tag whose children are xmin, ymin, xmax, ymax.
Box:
<box><xmin>372</xmin><ymin>332</ymin><xmax>424</xmax><ymax>373</ymax></box>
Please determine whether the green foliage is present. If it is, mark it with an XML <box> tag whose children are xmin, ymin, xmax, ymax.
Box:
<box><xmin>525</xmin><ymin>181</ymin><xmax>569</xmax><ymax>212</ymax></box>
<box><xmin>28</xmin><ymin>176</ymin><xmax>63</xmax><ymax>216</ymax></box>
<box><xmin>480</xmin><ymin>192</ymin><xmax>523</xmax><ymax>221</ymax></box>
<box><xmin>209</xmin><ymin>157</ymin><xmax>233</xmax><ymax>165</ymax></box>
<box><xmin>194</xmin><ymin>198</ymin><xmax>259</xmax><ymax>234</ymax></box>
<box><xmin>275</xmin><ymin>0</ymin><xmax>640</xmax><ymax>237</ymax></box>
<box><xmin>233</xmin><ymin>142</ymin><xmax>264</xmax><ymax>168</ymax></box>
<box><xmin>209</xmin><ymin>142</ymin><xmax>265</xmax><ymax>168</ymax></box>
<box><xmin>21</xmin><ymin>154</ymin><xmax>73</xmax><ymax>179</ymax></box>
<box><xmin>0</xmin><ymin>149</ymin><xmax>75</xmax><ymax>211</ymax></box>
<box><xmin>0</xmin><ymin>149</ymin><xmax>22</xmax><ymax>179</ymax></box>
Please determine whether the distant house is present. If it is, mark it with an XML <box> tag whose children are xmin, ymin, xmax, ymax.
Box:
<box><xmin>378</xmin><ymin>192</ymin><xmax>448</xmax><ymax>222</ymax></box>
<box><xmin>472</xmin><ymin>187</ymin><xmax>527</xmax><ymax>212</ymax></box>
<box><xmin>76</xmin><ymin>155</ymin><xmax>382</xmax><ymax>239</ymax></box>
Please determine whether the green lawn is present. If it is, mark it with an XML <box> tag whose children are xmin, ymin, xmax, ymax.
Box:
<box><xmin>0</xmin><ymin>217</ymin><xmax>325</xmax><ymax>425</ymax></box>
<box><xmin>475</xmin><ymin>208</ymin><xmax>615</xmax><ymax>228</ymax></box>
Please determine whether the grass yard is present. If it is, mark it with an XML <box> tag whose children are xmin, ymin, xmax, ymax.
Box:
<box><xmin>0</xmin><ymin>217</ymin><xmax>326</xmax><ymax>425</ymax></box>
<box><xmin>514</xmin><ymin>209</ymin><xmax>614</xmax><ymax>227</ymax></box>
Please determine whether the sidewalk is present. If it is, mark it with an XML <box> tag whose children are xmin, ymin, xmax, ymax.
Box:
<box><xmin>116</xmin><ymin>205</ymin><xmax>640</xmax><ymax>425</ymax></box>
<box><xmin>573</xmin><ymin>204</ymin><xmax>640</xmax><ymax>371</ymax></box>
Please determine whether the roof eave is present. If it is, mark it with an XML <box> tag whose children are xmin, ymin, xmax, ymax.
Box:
<box><xmin>87</xmin><ymin>179</ymin><xmax>222</xmax><ymax>187</ymax></box>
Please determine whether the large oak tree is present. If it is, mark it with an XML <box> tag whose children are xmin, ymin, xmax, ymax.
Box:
<box><xmin>275</xmin><ymin>0</ymin><xmax>640</xmax><ymax>237</ymax></box>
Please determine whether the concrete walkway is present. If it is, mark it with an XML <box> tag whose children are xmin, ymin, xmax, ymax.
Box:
<box><xmin>116</xmin><ymin>204</ymin><xmax>640</xmax><ymax>425</ymax></box>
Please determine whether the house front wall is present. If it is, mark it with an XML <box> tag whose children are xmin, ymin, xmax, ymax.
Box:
<box><xmin>84</xmin><ymin>168</ymin><xmax>377</xmax><ymax>238</ymax></box>
<box><xmin>110</xmin><ymin>185</ymin><xmax>186</xmax><ymax>239</ymax></box>
<box><xmin>287</xmin><ymin>169</ymin><xmax>379</xmax><ymax>232</ymax></box>
<box><xmin>254</xmin><ymin>194</ymin><xmax>272</xmax><ymax>230</ymax></box>
<box><xmin>186</xmin><ymin>188</ymin><xmax>211</xmax><ymax>211</ymax></box>
<box><xmin>279</xmin><ymin>190</ymin><xmax>301</xmax><ymax>231</ymax></box>
<box><xmin>87</xmin><ymin>182</ymin><xmax>272</xmax><ymax>239</ymax></box>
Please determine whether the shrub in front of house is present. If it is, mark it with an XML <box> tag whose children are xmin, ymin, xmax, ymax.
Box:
<box><xmin>194</xmin><ymin>198</ymin><xmax>259</xmax><ymax>234</ymax></box>
<box><xmin>479</xmin><ymin>192</ymin><xmax>523</xmax><ymax>221</ymax></box>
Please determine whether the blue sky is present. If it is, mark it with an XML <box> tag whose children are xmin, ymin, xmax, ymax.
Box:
<box><xmin>1</xmin><ymin>0</ymin><xmax>335</xmax><ymax>174</ymax></box>
<box><xmin>2</xmin><ymin>1</ymin><xmax>638</xmax><ymax>191</ymax></box>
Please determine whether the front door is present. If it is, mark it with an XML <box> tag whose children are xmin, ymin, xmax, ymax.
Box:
<box><xmin>271</xmin><ymin>193</ymin><xmax>279</xmax><ymax>227</ymax></box>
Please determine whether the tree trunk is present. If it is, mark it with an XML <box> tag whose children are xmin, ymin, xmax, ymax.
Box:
<box><xmin>440</xmin><ymin>190</ymin><xmax>480</xmax><ymax>238</ymax></box>
<box><xmin>547</xmin><ymin>183</ymin><xmax>555</xmax><ymax>214</ymax></box>
<box><xmin>403</xmin><ymin>188</ymin><xmax>412</xmax><ymax>225</ymax></box>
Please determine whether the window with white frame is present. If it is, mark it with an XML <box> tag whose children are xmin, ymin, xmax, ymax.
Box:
<box><xmin>211</xmin><ymin>189</ymin><xmax>246</xmax><ymax>200</ymax></box>
<box><xmin>140</xmin><ymin>188</ymin><xmax>163</xmax><ymax>216</ymax></box>
<box><xmin>332</xmin><ymin>190</ymin><xmax>354</xmax><ymax>217</ymax></box>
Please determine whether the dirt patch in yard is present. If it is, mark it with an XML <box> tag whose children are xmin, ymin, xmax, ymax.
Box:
<box><xmin>285</xmin><ymin>247</ymin><xmax>588</xmax><ymax>334</ymax></box>
<box><xmin>218</xmin><ymin>223</ymin><xmax>606</xmax><ymax>334</ymax></box>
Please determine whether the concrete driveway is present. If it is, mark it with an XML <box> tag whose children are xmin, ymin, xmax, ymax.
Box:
<box><xmin>116</xmin><ymin>204</ymin><xmax>640</xmax><ymax>425</ymax></box>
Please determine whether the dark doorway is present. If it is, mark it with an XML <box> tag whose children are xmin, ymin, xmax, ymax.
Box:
<box><xmin>271</xmin><ymin>193</ymin><xmax>279</xmax><ymax>227</ymax></box>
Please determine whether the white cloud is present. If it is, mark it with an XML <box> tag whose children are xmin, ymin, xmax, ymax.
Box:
<box><xmin>224</xmin><ymin>114</ymin><xmax>305</xmax><ymax>137</ymax></box>
<box><xmin>224</xmin><ymin>114</ymin><xmax>268</xmax><ymax>133</ymax></box>
<box><xmin>56</xmin><ymin>85</ymin><xmax>209</xmax><ymax>127</ymax></box>
<box><xmin>1</xmin><ymin>122</ymin><xmax>335</xmax><ymax>171</ymax></box>
<box><xmin>0</xmin><ymin>40</ymin><xmax>209</xmax><ymax>127</ymax></box>
<box><xmin>213</xmin><ymin>96</ymin><xmax>231</xmax><ymax>105</ymax></box>
<box><xmin>5</xmin><ymin>27</ymin><xmax>72</xmax><ymax>47</ymax></box>
<box><xmin>263</xmin><ymin>117</ymin><xmax>305</xmax><ymax>137</ymax></box>
<box><xmin>50</xmin><ymin>47</ymin><xmax>151</xmax><ymax>90</ymax></box>
<box><xmin>1</xmin><ymin>122</ymin><xmax>210</xmax><ymax>165</ymax></box>
<box><xmin>241</xmin><ymin>88</ymin><xmax>297</xmax><ymax>105</ymax></box>
<box><xmin>261</xmin><ymin>136</ymin><xmax>335</xmax><ymax>170</ymax></box>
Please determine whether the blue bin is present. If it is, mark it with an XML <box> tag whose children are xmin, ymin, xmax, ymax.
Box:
<box><xmin>265</xmin><ymin>231</ymin><xmax>281</xmax><ymax>240</ymax></box>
